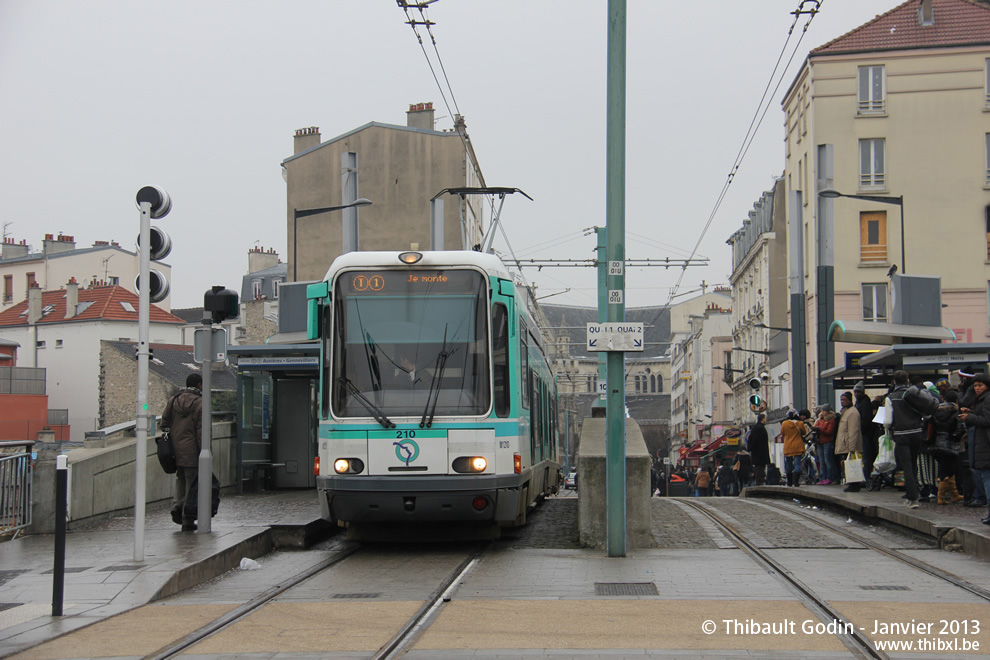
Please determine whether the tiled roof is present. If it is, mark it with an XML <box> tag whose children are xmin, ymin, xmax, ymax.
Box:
<box><xmin>0</xmin><ymin>285</ymin><xmax>183</xmax><ymax>327</ymax></box>
<box><xmin>812</xmin><ymin>0</ymin><xmax>990</xmax><ymax>56</ymax></box>
<box><xmin>103</xmin><ymin>340</ymin><xmax>237</xmax><ymax>392</ymax></box>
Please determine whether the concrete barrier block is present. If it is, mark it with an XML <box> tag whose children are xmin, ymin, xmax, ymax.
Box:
<box><xmin>577</xmin><ymin>417</ymin><xmax>653</xmax><ymax>549</ymax></box>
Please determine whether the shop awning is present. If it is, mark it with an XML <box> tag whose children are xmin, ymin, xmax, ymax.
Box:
<box><xmin>827</xmin><ymin>320</ymin><xmax>956</xmax><ymax>345</ymax></box>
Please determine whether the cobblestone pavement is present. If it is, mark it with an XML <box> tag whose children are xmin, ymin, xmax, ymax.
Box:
<box><xmin>500</xmin><ymin>497</ymin><xmax>579</xmax><ymax>549</ymax></box>
<box><xmin>702</xmin><ymin>498</ymin><xmax>859</xmax><ymax>549</ymax></box>
<box><xmin>650</xmin><ymin>498</ymin><xmax>719</xmax><ymax>549</ymax></box>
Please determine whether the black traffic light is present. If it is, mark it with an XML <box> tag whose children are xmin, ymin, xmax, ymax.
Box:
<box><xmin>205</xmin><ymin>286</ymin><xmax>239</xmax><ymax>324</ymax></box>
<box><xmin>748</xmin><ymin>377</ymin><xmax>762</xmax><ymax>390</ymax></box>
<box><xmin>135</xmin><ymin>185</ymin><xmax>172</xmax><ymax>303</ymax></box>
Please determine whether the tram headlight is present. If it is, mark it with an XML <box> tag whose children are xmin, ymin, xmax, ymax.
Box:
<box><xmin>452</xmin><ymin>456</ymin><xmax>489</xmax><ymax>473</ymax></box>
<box><xmin>333</xmin><ymin>458</ymin><xmax>365</xmax><ymax>474</ymax></box>
<box><xmin>398</xmin><ymin>251</ymin><xmax>423</xmax><ymax>264</ymax></box>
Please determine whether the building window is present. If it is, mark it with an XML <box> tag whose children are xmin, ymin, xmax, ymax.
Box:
<box><xmin>986</xmin><ymin>205</ymin><xmax>990</xmax><ymax>260</ymax></box>
<box><xmin>859</xmin><ymin>138</ymin><xmax>885</xmax><ymax>189</ymax></box>
<box><xmin>858</xmin><ymin>65</ymin><xmax>885</xmax><ymax>114</ymax></box>
<box><xmin>26</xmin><ymin>272</ymin><xmax>37</xmax><ymax>293</ymax></box>
<box><xmin>272</xmin><ymin>279</ymin><xmax>281</xmax><ymax>300</ymax></box>
<box><xmin>986</xmin><ymin>134</ymin><xmax>990</xmax><ymax>185</ymax></box>
<box><xmin>863</xmin><ymin>283</ymin><xmax>888</xmax><ymax>322</ymax></box>
<box><xmin>986</xmin><ymin>59</ymin><xmax>990</xmax><ymax>106</ymax></box>
<box><xmin>252</xmin><ymin>280</ymin><xmax>262</xmax><ymax>300</ymax></box>
<box><xmin>860</xmin><ymin>211</ymin><xmax>888</xmax><ymax>263</ymax></box>
<box><xmin>3</xmin><ymin>275</ymin><xmax>11</xmax><ymax>302</ymax></box>
<box><xmin>657</xmin><ymin>374</ymin><xmax>663</xmax><ymax>393</ymax></box>
<box><xmin>109</xmin><ymin>276</ymin><xmax>119</xmax><ymax>286</ymax></box>
<box><xmin>56</xmin><ymin>339</ymin><xmax>63</xmax><ymax>348</ymax></box>
<box><xmin>36</xmin><ymin>340</ymin><xmax>46</xmax><ymax>348</ymax></box>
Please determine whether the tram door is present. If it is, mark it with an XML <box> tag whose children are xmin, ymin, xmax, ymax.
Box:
<box><xmin>273</xmin><ymin>377</ymin><xmax>317</xmax><ymax>488</ymax></box>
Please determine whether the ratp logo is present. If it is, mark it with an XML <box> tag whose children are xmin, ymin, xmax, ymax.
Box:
<box><xmin>393</xmin><ymin>440</ymin><xmax>420</xmax><ymax>465</ymax></box>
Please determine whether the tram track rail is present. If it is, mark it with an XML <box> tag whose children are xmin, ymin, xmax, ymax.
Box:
<box><xmin>755</xmin><ymin>498</ymin><xmax>990</xmax><ymax>602</ymax></box>
<box><xmin>147</xmin><ymin>540</ymin><xmax>362</xmax><ymax>660</ymax></box>
<box><xmin>675</xmin><ymin>498</ymin><xmax>888</xmax><ymax>660</ymax></box>
<box><xmin>145</xmin><ymin>540</ymin><xmax>487</xmax><ymax>659</ymax></box>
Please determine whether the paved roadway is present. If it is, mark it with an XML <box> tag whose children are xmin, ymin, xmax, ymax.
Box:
<box><xmin>2</xmin><ymin>487</ymin><xmax>989</xmax><ymax>658</ymax></box>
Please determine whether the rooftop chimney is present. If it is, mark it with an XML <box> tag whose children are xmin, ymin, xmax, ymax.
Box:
<box><xmin>1</xmin><ymin>238</ymin><xmax>29</xmax><ymax>261</ymax></box>
<box><xmin>65</xmin><ymin>278</ymin><xmax>79</xmax><ymax>319</ymax></box>
<box><xmin>293</xmin><ymin>126</ymin><xmax>321</xmax><ymax>154</ymax></box>
<box><xmin>27</xmin><ymin>286</ymin><xmax>42</xmax><ymax>325</ymax></box>
<box><xmin>42</xmin><ymin>233</ymin><xmax>76</xmax><ymax>256</ymax></box>
<box><xmin>919</xmin><ymin>0</ymin><xmax>934</xmax><ymax>26</ymax></box>
<box><xmin>407</xmin><ymin>102</ymin><xmax>435</xmax><ymax>131</ymax></box>
<box><xmin>248</xmin><ymin>246</ymin><xmax>280</xmax><ymax>274</ymax></box>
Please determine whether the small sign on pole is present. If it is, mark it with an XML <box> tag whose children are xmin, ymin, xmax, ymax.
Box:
<box><xmin>586</xmin><ymin>322</ymin><xmax>644</xmax><ymax>352</ymax></box>
<box><xmin>193</xmin><ymin>327</ymin><xmax>228</xmax><ymax>364</ymax></box>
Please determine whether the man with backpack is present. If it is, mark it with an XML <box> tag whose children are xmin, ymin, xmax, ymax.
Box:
<box><xmin>885</xmin><ymin>370</ymin><xmax>937</xmax><ymax>509</ymax></box>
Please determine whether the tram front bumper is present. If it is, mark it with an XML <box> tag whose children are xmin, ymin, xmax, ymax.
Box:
<box><xmin>318</xmin><ymin>474</ymin><xmax>525</xmax><ymax>524</ymax></box>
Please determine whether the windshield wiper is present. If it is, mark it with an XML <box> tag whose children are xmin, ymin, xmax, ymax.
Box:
<box><xmin>420</xmin><ymin>326</ymin><xmax>453</xmax><ymax>428</ymax></box>
<box><xmin>338</xmin><ymin>377</ymin><xmax>394</xmax><ymax>429</ymax></box>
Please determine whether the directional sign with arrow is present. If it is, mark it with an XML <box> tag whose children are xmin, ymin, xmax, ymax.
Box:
<box><xmin>586</xmin><ymin>322</ymin><xmax>645</xmax><ymax>352</ymax></box>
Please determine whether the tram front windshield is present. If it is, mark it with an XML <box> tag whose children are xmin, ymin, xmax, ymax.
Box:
<box><xmin>331</xmin><ymin>269</ymin><xmax>491</xmax><ymax>418</ymax></box>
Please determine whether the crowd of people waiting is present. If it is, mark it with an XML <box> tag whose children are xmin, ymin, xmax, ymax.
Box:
<box><xmin>655</xmin><ymin>366</ymin><xmax>990</xmax><ymax>525</ymax></box>
<box><xmin>778</xmin><ymin>366</ymin><xmax>989</xmax><ymax>522</ymax></box>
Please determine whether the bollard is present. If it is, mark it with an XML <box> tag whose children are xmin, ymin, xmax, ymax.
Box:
<box><xmin>52</xmin><ymin>454</ymin><xmax>67</xmax><ymax>616</ymax></box>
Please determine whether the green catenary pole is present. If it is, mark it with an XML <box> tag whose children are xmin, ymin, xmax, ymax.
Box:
<box><xmin>605</xmin><ymin>0</ymin><xmax>626</xmax><ymax>557</ymax></box>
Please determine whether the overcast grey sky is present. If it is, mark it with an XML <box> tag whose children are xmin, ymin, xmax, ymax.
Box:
<box><xmin>0</xmin><ymin>0</ymin><xmax>898</xmax><ymax>309</ymax></box>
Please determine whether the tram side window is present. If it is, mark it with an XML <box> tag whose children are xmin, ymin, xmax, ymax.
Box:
<box><xmin>520</xmin><ymin>320</ymin><xmax>530</xmax><ymax>409</ymax></box>
<box><xmin>321</xmin><ymin>303</ymin><xmax>332</xmax><ymax>419</ymax></box>
<box><xmin>492</xmin><ymin>304</ymin><xmax>510</xmax><ymax>418</ymax></box>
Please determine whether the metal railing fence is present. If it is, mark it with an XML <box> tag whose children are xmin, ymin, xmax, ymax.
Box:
<box><xmin>0</xmin><ymin>441</ymin><xmax>33</xmax><ymax>537</ymax></box>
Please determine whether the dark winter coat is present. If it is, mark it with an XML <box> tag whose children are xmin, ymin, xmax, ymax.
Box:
<box><xmin>747</xmin><ymin>421</ymin><xmax>771</xmax><ymax>466</ymax></box>
<box><xmin>161</xmin><ymin>387</ymin><xmax>203</xmax><ymax>468</ymax></box>
<box><xmin>854</xmin><ymin>394</ymin><xmax>876</xmax><ymax>443</ymax></box>
<box><xmin>963</xmin><ymin>390</ymin><xmax>990</xmax><ymax>470</ymax></box>
<box><xmin>930</xmin><ymin>401</ymin><xmax>964</xmax><ymax>459</ymax></box>
<box><xmin>887</xmin><ymin>384</ymin><xmax>936</xmax><ymax>443</ymax></box>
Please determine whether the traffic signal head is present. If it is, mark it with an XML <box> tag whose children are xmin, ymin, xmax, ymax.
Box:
<box><xmin>749</xmin><ymin>393</ymin><xmax>765</xmax><ymax>412</ymax></box>
<box><xmin>135</xmin><ymin>185</ymin><xmax>172</xmax><ymax>304</ymax></box>
<box><xmin>135</xmin><ymin>185</ymin><xmax>171</xmax><ymax>219</ymax></box>
<box><xmin>205</xmin><ymin>286</ymin><xmax>239</xmax><ymax>324</ymax></box>
<box><xmin>748</xmin><ymin>377</ymin><xmax>762</xmax><ymax>390</ymax></box>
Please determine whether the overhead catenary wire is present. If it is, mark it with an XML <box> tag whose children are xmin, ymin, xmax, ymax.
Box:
<box><xmin>665</xmin><ymin>0</ymin><xmax>823</xmax><ymax>305</ymax></box>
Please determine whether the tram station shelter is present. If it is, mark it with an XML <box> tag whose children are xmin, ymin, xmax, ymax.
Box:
<box><xmin>228</xmin><ymin>343</ymin><xmax>319</xmax><ymax>493</ymax></box>
<box><xmin>820</xmin><ymin>319</ymin><xmax>988</xmax><ymax>392</ymax></box>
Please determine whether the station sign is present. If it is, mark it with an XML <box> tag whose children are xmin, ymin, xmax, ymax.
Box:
<box><xmin>902</xmin><ymin>352</ymin><xmax>988</xmax><ymax>367</ymax></box>
<box><xmin>586</xmin><ymin>322</ymin><xmax>644</xmax><ymax>352</ymax></box>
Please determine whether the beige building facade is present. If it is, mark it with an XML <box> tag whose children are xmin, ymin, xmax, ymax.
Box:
<box><xmin>282</xmin><ymin>104</ymin><xmax>487</xmax><ymax>283</ymax></box>
<box><xmin>782</xmin><ymin>0</ymin><xmax>990</xmax><ymax>407</ymax></box>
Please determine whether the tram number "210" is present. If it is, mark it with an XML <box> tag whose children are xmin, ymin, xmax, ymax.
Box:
<box><xmin>396</xmin><ymin>430</ymin><xmax>416</xmax><ymax>439</ymax></box>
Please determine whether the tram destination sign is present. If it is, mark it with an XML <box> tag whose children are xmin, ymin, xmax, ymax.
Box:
<box><xmin>586</xmin><ymin>322</ymin><xmax>645</xmax><ymax>352</ymax></box>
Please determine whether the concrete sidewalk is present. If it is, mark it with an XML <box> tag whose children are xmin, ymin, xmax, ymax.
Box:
<box><xmin>0</xmin><ymin>490</ymin><xmax>329</xmax><ymax>659</ymax></box>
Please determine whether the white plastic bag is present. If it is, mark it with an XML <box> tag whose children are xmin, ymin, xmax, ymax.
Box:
<box><xmin>239</xmin><ymin>557</ymin><xmax>261</xmax><ymax>571</ymax></box>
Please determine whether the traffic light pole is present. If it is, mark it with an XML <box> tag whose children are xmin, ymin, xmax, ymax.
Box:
<box><xmin>198</xmin><ymin>313</ymin><xmax>213</xmax><ymax>534</ymax></box>
<box><xmin>134</xmin><ymin>200</ymin><xmax>152</xmax><ymax>561</ymax></box>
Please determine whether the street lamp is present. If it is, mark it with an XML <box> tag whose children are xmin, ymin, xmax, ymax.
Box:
<box><xmin>292</xmin><ymin>198</ymin><xmax>373</xmax><ymax>281</ymax></box>
<box><xmin>818</xmin><ymin>188</ymin><xmax>905</xmax><ymax>273</ymax></box>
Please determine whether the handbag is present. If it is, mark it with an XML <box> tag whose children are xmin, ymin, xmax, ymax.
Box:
<box><xmin>844</xmin><ymin>451</ymin><xmax>864</xmax><ymax>484</ymax></box>
<box><xmin>156</xmin><ymin>430</ymin><xmax>177</xmax><ymax>474</ymax></box>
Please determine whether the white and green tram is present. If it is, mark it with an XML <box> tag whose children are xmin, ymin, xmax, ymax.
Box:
<box><xmin>306</xmin><ymin>250</ymin><xmax>561</xmax><ymax>529</ymax></box>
